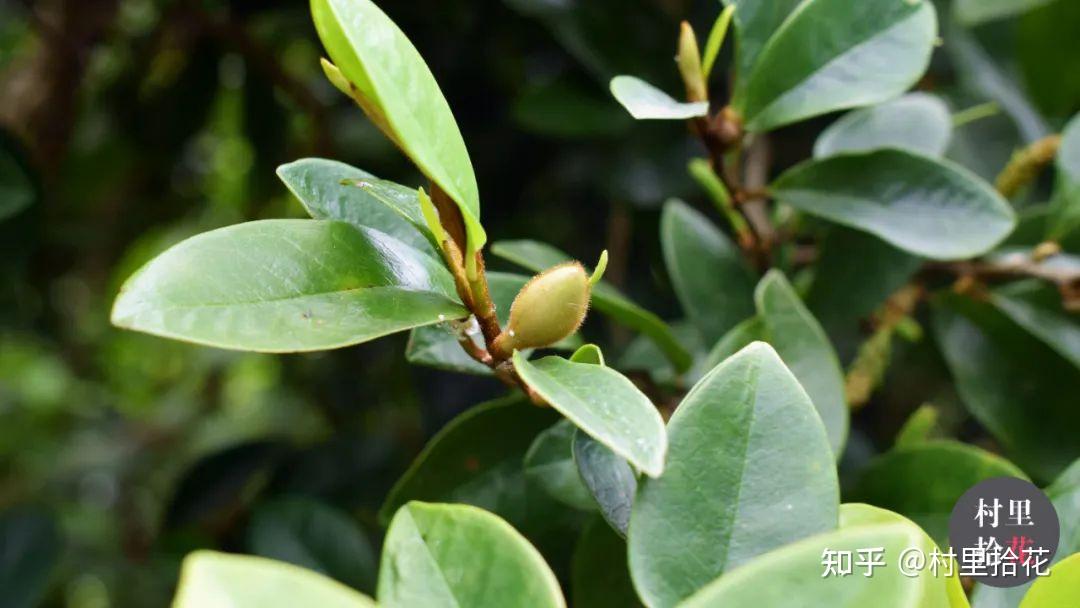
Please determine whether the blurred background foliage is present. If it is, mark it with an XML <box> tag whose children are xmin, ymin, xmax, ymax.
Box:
<box><xmin>0</xmin><ymin>0</ymin><xmax>1078</xmax><ymax>606</ymax></box>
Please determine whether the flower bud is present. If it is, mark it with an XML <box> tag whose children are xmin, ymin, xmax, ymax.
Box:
<box><xmin>493</xmin><ymin>262</ymin><xmax>591</xmax><ymax>356</ymax></box>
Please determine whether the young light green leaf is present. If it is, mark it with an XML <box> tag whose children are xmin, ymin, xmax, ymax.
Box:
<box><xmin>1019</xmin><ymin>552</ymin><xmax>1080</xmax><ymax>607</ymax></box>
<box><xmin>933</xmin><ymin>293</ymin><xmax>1080</xmax><ymax>481</ymax></box>
<box><xmin>572</xmin><ymin>519</ymin><xmax>643</xmax><ymax>608</ymax></box>
<box><xmin>491</xmin><ymin>240</ymin><xmax>692</xmax><ymax>372</ymax></box>
<box><xmin>628</xmin><ymin>342</ymin><xmax>839</xmax><ymax>608</ymax></box>
<box><xmin>573</xmin><ymin>429</ymin><xmax>637</xmax><ymax>538</ymax></box>
<box><xmin>954</xmin><ymin>0</ymin><xmax>1056</xmax><ymax>26</ymax></box>
<box><xmin>0</xmin><ymin>508</ymin><xmax>60</xmax><ymax>608</ymax></box>
<box><xmin>722</xmin><ymin>0</ymin><xmax>803</xmax><ymax>104</ymax></box>
<box><xmin>991</xmin><ymin>280</ymin><xmax>1080</xmax><ymax>370</ymax></box>
<box><xmin>609</xmin><ymin>76</ymin><xmax>708</xmax><ymax>120</ymax></box>
<box><xmin>173</xmin><ymin>551</ymin><xmax>376</xmax><ymax>608</ymax></box>
<box><xmin>1048</xmin><ymin>111</ymin><xmax>1080</xmax><ymax>240</ymax></box>
<box><xmin>277</xmin><ymin>158</ymin><xmax>436</xmax><ymax>255</ymax></box>
<box><xmin>814</xmin><ymin>93</ymin><xmax>953</xmax><ymax>159</ymax></box>
<box><xmin>246</xmin><ymin>497</ymin><xmax>377</xmax><ymax>593</ymax></box>
<box><xmin>569</xmin><ymin>344</ymin><xmax>604</xmax><ymax>365</ymax></box>
<box><xmin>661</xmin><ymin>199</ymin><xmax>756</xmax><ymax>345</ymax></box>
<box><xmin>513</xmin><ymin>352</ymin><xmax>667</xmax><ymax>478</ymax></box>
<box><xmin>310</xmin><ymin>0</ymin><xmax>484</xmax><ymax>252</ymax></box>
<box><xmin>525</xmin><ymin>421</ymin><xmax>597</xmax><ymax>512</ymax></box>
<box><xmin>111</xmin><ymin>220</ymin><xmax>467</xmax><ymax>352</ymax></box>
<box><xmin>772</xmin><ymin>149</ymin><xmax>1016</xmax><ymax>260</ymax></box>
<box><xmin>701</xmin><ymin>4</ymin><xmax>735</xmax><ymax>80</ymax></box>
<box><xmin>894</xmin><ymin>404</ymin><xmax>942</xmax><ymax>448</ymax></box>
<box><xmin>738</xmin><ymin>0</ymin><xmax>937</xmax><ymax>132</ymax></box>
<box><xmin>378</xmin><ymin>502</ymin><xmax>564</xmax><ymax>608</ymax></box>
<box><xmin>754</xmin><ymin>270</ymin><xmax>848</xmax><ymax>456</ymax></box>
<box><xmin>851</xmin><ymin>441</ymin><xmax>1025</xmax><ymax>545</ymax></box>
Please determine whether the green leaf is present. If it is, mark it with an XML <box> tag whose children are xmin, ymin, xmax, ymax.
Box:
<box><xmin>277</xmin><ymin>158</ymin><xmax>436</xmax><ymax>256</ymax></box>
<box><xmin>609</xmin><ymin>76</ymin><xmax>708</xmax><ymax>120</ymax></box>
<box><xmin>573</xmin><ymin>429</ymin><xmax>637</xmax><ymax>537</ymax></box>
<box><xmin>513</xmin><ymin>352</ymin><xmax>667</xmax><ymax>478</ymax></box>
<box><xmin>0</xmin><ymin>134</ymin><xmax>35</xmax><ymax>222</ymax></box>
<box><xmin>754</xmin><ymin>270</ymin><xmax>848</xmax><ymax>456</ymax></box>
<box><xmin>772</xmin><ymin>149</ymin><xmax>1016</xmax><ymax>260</ymax></box>
<box><xmin>814</xmin><ymin>93</ymin><xmax>952</xmax><ymax>159</ymax></box>
<box><xmin>572</xmin><ymin>519</ymin><xmax>642</xmax><ymax>608</ymax></box>
<box><xmin>700</xmin><ymin>316</ymin><xmax>765</xmax><ymax>380</ymax></box>
<box><xmin>1020</xmin><ymin>552</ymin><xmax>1080</xmax><ymax>607</ymax></box>
<box><xmin>851</xmin><ymin>440</ymin><xmax>1025</xmax><ymax>545</ymax></box>
<box><xmin>173</xmin><ymin>551</ymin><xmax>375</xmax><ymax>608</ymax></box>
<box><xmin>1049</xmin><ymin>112</ymin><xmax>1080</xmax><ymax>240</ymax></box>
<box><xmin>628</xmin><ymin>342</ymin><xmax>839</xmax><ymax>608</ymax></box>
<box><xmin>525</xmin><ymin>421</ymin><xmax>597</xmax><ymax>511</ymax></box>
<box><xmin>569</xmin><ymin>343</ymin><xmax>604</xmax><ymax>365</ymax></box>
<box><xmin>0</xmin><ymin>507</ymin><xmax>61</xmax><ymax>608</ymax></box>
<box><xmin>933</xmin><ymin>293</ymin><xmax>1080</xmax><ymax>480</ymax></box>
<box><xmin>955</xmin><ymin>0</ymin><xmax>1056</xmax><ymax>26</ymax></box>
<box><xmin>378</xmin><ymin>502</ymin><xmax>564</xmax><ymax>608</ymax></box>
<box><xmin>111</xmin><ymin>220</ymin><xmax>466</xmax><ymax>352</ymax></box>
<box><xmin>660</xmin><ymin>199</ymin><xmax>756</xmax><ymax>345</ymax></box>
<box><xmin>310</xmin><ymin>0</ymin><xmax>484</xmax><ymax>252</ymax></box>
<box><xmin>405</xmin><ymin>272</ymin><xmax>582</xmax><ymax>375</ymax></box>
<box><xmin>894</xmin><ymin>404</ymin><xmax>942</xmax><ymax>448</ymax></box>
<box><xmin>722</xmin><ymin>0</ymin><xmax>803</xmax><ymax>104</ymax></box>
<box><xmin>680</xmin><ymin>521</ymin><xmax>950</xmax><ymax>608</ymax></box>
<box><xmin>246</xmin><ymin>497</ymin><xmax>377</xmax><ymax>593</ymax></box>
<box><xmin>491</xmin><ymin>240</ymin><xmax>692</xmax><ymax>372</ymax></box>
<box><xmin>737</xmin><ymin>0</ymin><xmax>937</xmax><ymax>132</ymax></box>
<box><xmin>991</xmin><ymin>280</ymin><xmax>1080</xmax><ymax>370</ymax></box>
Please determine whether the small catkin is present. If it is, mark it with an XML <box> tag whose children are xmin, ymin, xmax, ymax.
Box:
<box><xmin>492</xmin><ymin>262</ymin><xmax>591</xmax><ymax>356</ymax></box>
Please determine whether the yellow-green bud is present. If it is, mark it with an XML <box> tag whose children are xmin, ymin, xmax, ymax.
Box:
<box><xmin>677</xmin><ymin>21</ymin><xmax>707</xmax><ymax>103</ymax></box>
<box><xmin>493</xmin><ymin>262</ymin><xmax>591</xmax><ymax>356</ymax></box>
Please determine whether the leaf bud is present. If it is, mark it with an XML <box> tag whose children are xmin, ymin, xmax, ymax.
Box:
<box><xmin>677</xmin><ymin>21</ymin><xmax>708</xmax><ymax>103</ymax></box>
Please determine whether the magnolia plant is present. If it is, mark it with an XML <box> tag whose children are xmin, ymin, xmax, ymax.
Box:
<box><xmin>109</xmin><ymin>0</ymin><xmax>1080</xmax><ymax>606</ymax></box>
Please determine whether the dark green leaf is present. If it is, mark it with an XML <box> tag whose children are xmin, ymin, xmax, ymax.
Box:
<box><xmin>111</xmin><ymin>220</ymin><xmax>467</xmax><ymax>352</ymax></box>
<box><xmin>247</xmin><ymin>497</ymin><xmax>377</xmax><ymax>593</ymax></box>
<box><xmin>573</xmin><ymin>429</ymin><xmax>637</xmax><ymax>537</ymax></box>
<box><xmin>954</xmin><ymin>0</ymin><xmax>1055</xmax><ymax>26</ymax></box>
<box><xmin>991</xmin><ymin>280</ymin><xmax>1080</xmax><ymax>370</ymax></box>
<box><xmin>660</xmin><ymin>199</ymin><xmax>755</xmax><ymax>345</ymax></box>
<box><xmin>571</xmin><ymin>518</ymin><xmax>642</xmax><ymax>608</ymax></box>
<box><xmin>772</xmin><ymin>149</ymin><xmax>1016</xmax><ymax>260</ymax></box>
<box><xmin>738</xmin><ymin>0</ymin><xmax>937</xmax><ymax>132</ymax></box>
<box><xmin>609</xmin><ymin>76</ymin><xmax>707</xmax><ymax>120</ymax></box>
<box><xmin>310</xmin><ymin>0</ymin><xmax>484</xmax><ymax>251</ymax></box>
<box><xmin>378</xmin><ymin>502</ymin><xmax>564</xmax><ymax>608</ymax></box>
<box><xmin>628</xmin><ymin>342</ymin><xmax>839</xmax><ymax>608</ymax></box>
<box><xmin>513</xmin><ymin>352</ymin><xmax>666</xmax><ymax>478</ymax></box>
<box><xmin>722</xmin><ymin>0</ymin><xmax>803</xmax><ymax>102</ymax></box>
<box><xmin>173</xmin><ymin>551</ymin><xmax>375</xmax><ymax>607</ymax></box>
<box><xmin>1049</xmin><ymin>112</ymin><xmax>1080</xmax><ymax>240</ymax></box>
<box><xmin>814</xmin><ymin>93</ymin><xmax>952</xmax><ymax>158</ymax></box>
<box><xmin>0</xmin><ymin>507</ymin><xmax>61</xmax><ymax>608</ymax></box>
<box><xmin>525</xmin><ymin>421</ymin><xmax>597</xmax><ymax>511</ymax></box>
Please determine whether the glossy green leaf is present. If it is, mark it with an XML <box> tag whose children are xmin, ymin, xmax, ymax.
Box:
<box><xmin>973</xmin><ymin>457</ymin><xmax>1080</xmax><ymax>607</ymax></box>
<box><xmin>246</xmin><ymin>497</ymin><xmax>377</xmax><ymax>593</ymax></box>
<box><xmin>405</xmin><ymin>272</ymin><xmax>582</xmax><ymax>375</ymax></box>
<box><xmin>573</xmin><ymin>429</ymin><xmax>637</xmax><ymax>537</ymax></box>
<box><xmin>955</xmin><ymin>0</ymin><xmax>1055</xmax><ymax>26</ymax></box>
<box><xmin>609</xmin><ymin>76</ymin><xmax>708</xmax><ymax>120</ymax></box>
<box><xmin>173</xmin><ymin>551</ymin><xmax>376</xmax><ymax>608</ymax></box>
<box><xmin>491</xmin><ymin>240</ymin><xmax>692</xmax><ymax>372</ymax></box>
<box><xmin>0</xmin><ymin>508</ymin><xmax>60</xmax><ymax>608</ymax></box>
<box><xmin>991</xmin><ymin>280</ymin><xmax>1080</xmax><ymax>370</ymax></box>
<box><xmin>722</xmin><ymin>0</ymin><xmax>803</xmax><ymax>103</ymax></box>
<box><xmin>310</xmin><ymin>0</ymin><xmax>484</xmax><ymax>252</ymax></box>
<box><xmin>754</xmin><ymin>270</ymin><xmax>848</xmax><ymax>456</ymax></box>
<box><xmin>378</xmin><ymin>502</ymin><xmax>564</xmax><ymax>608</ymax></box>
<box><xmin>814</xmin><ymin>93</ymin><xmax>952</xmax><ymax>159</ymax></box>
<box><xmin>1049</xmin><ymin>112</ymin><xmax>1080</xmax><ymax>240</ymax></box>
<box><xmin>569</xmin><ymin>343</ymin><xmax>604</xmax><ymax>365</ymax></box>
<box><xmin>772</xmin><ymin>149</ymin><xmax>1016</xmax><ymax>260</ymax></box>
<box><xmin>737</xmin><ymin>0</ymin><xmax>937</xmax><ymax>132</ymax></box>
<box><xmin>933</xmin><ymin>293</ymin><xmax>1080</xmax><ymax>481</ymax></box>
<box><xmin>628</xmin><ymin>342</ymin><xmax>839</xmax><ymax>608</ymax></box>
<box><xmin>0</xmin><ymin>135</ymin><xmax>35</xmax><ymax>221</ymax></box>
<box><xmin>572</xmin><ymin>519</ymin><xmax>642</xmax><ymax>608</ymax></box>
<box><xmin>111</xmin><ymin>220</ymin><xmax>467</xmax><ymax>352</ymax></box>
<box><xmin>851</xmin><ymin>441</ymin><xmax>1025</xmax><ymax>545</ymax></box>
<box><xmin>895</xmin><ymin>404</ymin><xmax>943</xmax><ymax>448</ymax></box>
<box><xmin>525</xmin><ymin>420</ymin><xmax>597</xmax><ymax>511</ymax></box>
<box><xmin>661</xmin><ymin>199</ymin><xmax>755</xmax><ymax>345</ymax></box>
<box><xmin>513</xmin><ymin>352</ymin><xmax>666</xmax><ymax>478</ymax></box>
<box><xmin>681</xmin><ymin>521</ymin><xmax>951</xmax><ymax>608</ymax></box>
<box><xmin>1019</xmin><ymin>552</ymin><xmax>1080</xmax><ymax>607</ymax></box>
<box><xmin>277</xmin><ymin>158</ymin><xmax>435</xmax><ymax>256</ymax></box>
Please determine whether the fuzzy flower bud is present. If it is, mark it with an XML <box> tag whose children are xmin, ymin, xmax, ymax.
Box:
<box><xmin>493</xmin><ymin>262</ymin><xmax>592</xmax><ymax>357</ymax></box>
